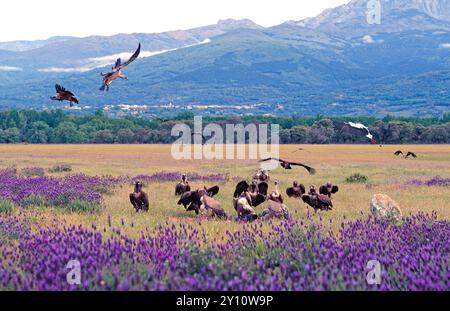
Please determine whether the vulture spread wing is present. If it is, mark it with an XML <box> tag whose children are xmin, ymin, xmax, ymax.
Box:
<box><xmin>55</xmin><ymin>84</ymin><xmax>74</xmax><ymax>96</ymax></box>
<box><xmin>178</xmin><ymin>191</ymin><xmax>194</xmax><ymax>206</ymax></box>
<box><xmin>252</xmin><ymin>194</ymin><xmax>267</xmax><ymax>207</ymax></box>
<box><xmin>319</xmin><ymin>185</ymin><xmax>329</xmax><ymax>196</ymax></box>
<box><xmin>206</xmin><ymin>185</ymin><xmax>220</xmax><ymax>197</ymax></box>
<box><xmin>331</xmin><ymin>185</ymin><xmax>339</xmax><ymax>194</ymax></box>
<box><xmin>115</xmin><ymin>43</ymin><xmax>141</xmax><ymax>71</ymax></box>
<box><xmin>288</xmin><ymin>162</ymin><xmax>316</xmax><ymax>175</ymax></box>
<box><xmin>317</xmin><ymin>194</ymin><xmax>333</xmax><ymax>207</ymax></box>
<box><xmin>257</xmin><ymin>181</ymin><xmax>269</xmax><ymax>196</ymax></box>
<box><xmin>394</xmin><ymin>151</ymin><xmax>404</xmax><ymax>156</ymax></box>
<box><xmin>233</xmin><ymin>180</ymin><xmax>249</xmax><ymax>198</ymax></box>
<box><xmin>406</xmin><ymin>152</ymin><xmax>417</xmax><ymax>158</ymax></box>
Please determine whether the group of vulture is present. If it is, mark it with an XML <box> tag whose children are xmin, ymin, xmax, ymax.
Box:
<box><xmin>51</xmin><ymin>44</ymin><xmax>142</xmax><ymax>106</ymax></box>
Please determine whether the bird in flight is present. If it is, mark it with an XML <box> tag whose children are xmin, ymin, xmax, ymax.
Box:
<box><xmin>334</xmin><ymin>122</ymin><xmax>377</xmax><ymax>144</ymax></box>
<box><xmin>51</xmin><ymin>84</ymin><xmax>79</xmax><ymax>107</ymax></box>
<box><xmin>259</xmin><ymin>157</ymin><xmax>316</xmax><ymax>175</ymax></box>
<box><xmin>394</xmin><ymin>151</ymin><xmax>417</xmax><ymax>159</ymax></box>
<box><xmin>100</xmin><ymin>43</ymin><xmax>141</xmax><ymax>91</ymax></box>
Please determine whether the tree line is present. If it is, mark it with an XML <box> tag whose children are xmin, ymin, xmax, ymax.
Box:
<box><xmin>0</xmin><ymin>110</ymin><xmax>449</xmax><ymax>144</ymax></box>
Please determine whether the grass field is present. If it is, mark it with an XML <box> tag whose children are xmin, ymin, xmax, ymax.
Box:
<box><xmin>0</xmin><ymin>144</ymin><xmax>449</xmax><ymax>239</ymax></box>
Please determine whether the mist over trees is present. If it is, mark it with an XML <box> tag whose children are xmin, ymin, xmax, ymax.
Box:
<box><xmin>0</xmin><ymin>110</ymin><xmax>449</xmax><ymax>144</ymax></box>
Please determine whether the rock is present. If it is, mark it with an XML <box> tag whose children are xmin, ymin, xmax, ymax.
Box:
<box><xmin>370</xmin><ymin>194</ymin><xmax>402</xmax><ymax>223</ymax></box>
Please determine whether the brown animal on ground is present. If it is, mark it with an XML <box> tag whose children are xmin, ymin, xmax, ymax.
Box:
<box><xmin>175</xmin><ymin>174</ymin><xmax>191</xmax><ymax>195</ymax></box>
<box><xmin>302</xmin><ymin>185</ymin><xmax>333</xmax><ymax>211</ymax></box>
<box><xmin>286</xmin><ymin>181</ymin><xmax>306</xmax><ymax>198</ymax></box>
<box><xmin>268</xmin><ymin>181</ymin><xmax>283</xmax><ymax>204</ymax></box>
<box><xmin>233</xmin><ymin>180</ymin><xmax>268</xmax><ymax>207</ymax></box>
<box><xmin>129</xmin><ymin>181</ymin><xmax>149</xmax><ymax>212</ymax></box>
<box><xmin>319</xmin><ymin>182</ymin><xmax>339</xmax><ymax>198</ymax></box>
<box><xmin>177</xmin><ymin>185</ymin><xmax>220</xmax><ymax>214</ymax></box>
<box><xmin>201</xmin><ymin>195</ymin><xmax>227</xmax><ymax>219</ymax></box>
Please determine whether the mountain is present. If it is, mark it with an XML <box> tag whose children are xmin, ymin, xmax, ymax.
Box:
<box><xmin>0</xmin><ymin>1</ymin><xmax>449</xmax><ymax>117</ymax></box>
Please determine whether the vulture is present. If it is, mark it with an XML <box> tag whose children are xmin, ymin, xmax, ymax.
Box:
<box><xmin>334</xmin><ymin>122</ymin><xmax>377</xmax><ymax>144</ymax></box>
<box><xmin>394</xmin><ymin>151</ymin><xmax>417</xmax><ymax>159</ymax></box>
<box><xmin>100</xmin><ymin>43</ymin><xmax>141</xmax><ymax>91</ymax></box>
<box><xmin>319</xmin><ymin>182</ymin><xmax>339</xmax><ymax>198</ymax></box>
<box><xmin>234</xmin><ymin>195</ymin><xmax>258</xmax><ymax>222</ymax></box>
<box><xmin>301</xmin><ymin>186</ymin><xmax>333</xmax><ymax>211</ymax></box>
<box><xmin>259</xmin><ymin>157</ymin><xmax>316</xmax><ymax>175</ymax></box>
<box><xmin>253</xmin><ymin>169</ymin><xmax>270</xmax><ymax>182</ymax></box>
<box><xmin>268</xmin><ymin>181</ymin><xmax>283</xmax><ymax>204</ymax></box>
<box><xmin>129</xmin><ymin>181</ymin><xmax>149</xmax><ymax>212</ymax></box>
<box><xmin>201</xmin><ymin>195</ymin><xmax>227</xmax><ymax>219</ymax></box>
<box><xmin>260</xmin><ymin>199</ymin><xmax>290</xmax><ymax>220</ymax></box>
<box><xmin>51</xmin><ymin>84</ymin><xmax>79</xmax><ymax>107</ymax></box>
<box><xmin>233</xmin><ymin>180</ymin><xmax>268</xmax><ymax>207</ymax></box>
<box><xmin>175</xmin><ymin>174</ymin><xmax>191</xmax><ymax>196</ymax></box>
<box><xmin>177</xmin><ymin>185</ymin><xmax>220</xmax><ymax>214</ymax></box>
<box><xmin>286</xmin><ymin>181</ymin><xmax>306</xmax><ymax>198</ymax></box>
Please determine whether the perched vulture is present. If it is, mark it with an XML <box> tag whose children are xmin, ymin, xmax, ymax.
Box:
<box><xmin>260</xmin><ymin>199</ymin><xmax>289</xmax><ymax>220</ymax></box>
<box><xmin>51</xmin><ymin>84</ymin><xmax>79</xmax><ymax>107</ymax></box>
<box><xmin>129</xmin><ymin>181</ymin><xmax>149</xmax><ymax>212</ymax></box>
<box><xmin>302</xmin><ymin>186</ymin><xmax>333</xmax><ymax>211</ymax></box>
<box><xmin>100</xmin><ymin>43</ymin><xmax>141</xmax><ymax>91</ymax></box>
<box><xmin>233</xmin><ymin>180</ymin><xmax>268</xmax><ymax>207</ymax></box>
<box><xmin>177</xmin><ymin>186</ymin><xmax>220</xmax><ymax>215</ymax></box>
<box><xmin>319</xmin><ymin>182</ymin><xmax>339</xmax><ymax>198</ymax></box>
<box><xmin>259</xmin><ymin>157</ymin><xmax>316</xmax><ymax>175</ymax></box>
<box><xmin>286</xmin><ymin>181</ymin><xmax>306</xmax><ymax>198</ymax></box>
<box><xmin>394</xmin><ymin>151</ymin><xmax>417</xmax><ymax>159</ymax></box>
<box><xmin>253</xmin><ymin>170</ymin><xmax>270</xmax><ymax>182</ymax></box>
<box><xmin>268</xmin><ymin>181</ymin><xmax>283</xmax><ymax>204</ymax></box>
<box><xmin>334</xmin><ymin>122</ymin><xmax>377</xmax><ymax>144</ymax></box>
<box><xmin>233</xmin><ymin>196</ymin><xmax>258</xmax><ymax>222</ymax></box>
<box><xmin>201</xmin><ymin>195</ymin><xmax>227</xmax><ymax>219</ymax></box>
<box><xmin>175</xmin><ymin>174</ymin><xmax>191</xmax><ymax>196</ymax></box>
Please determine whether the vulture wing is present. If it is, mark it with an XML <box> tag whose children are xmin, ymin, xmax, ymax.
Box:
<box><xmin>177</xmin><ymin>191</ymin><xmax>193</xmax><ymax>206</ymax></box>
<box><xmin>288</xmin><ymin>162</ymin><xmax>316</xmax><ymax>175</ymax></box>
<box><xmin>141</xmin><ymin>192</ymin><xmax>149</xmax><ymax>209</ymax></box>
<box><xmin>257</xmin><ymin>181</ymin><xmax>269</xmax><ymax>196</ymax></box>
<box><xmin>233</xmin><ymin>180</ymin><xmax>249</xmax><ymax>198</ymax></box>
<box><xmin>394</xmin><ymin>151</ymin><xmax>403</xmax><ymax>156</ymax></box>
<box><xmin>317</xmin><ymin>194</ymin><xmax>333</xmax><ymax>207</ymax></box>
<box><xmin>259</xmin><ymin>157</ymin><xmax>281</xmax><ymax>163</ymax></box>
<box><xmin>252</xmin><ymin>194</ymin><xmax>267</xmax><ymax>207</ymax></box>
<box><xmin>286</xmin><ymin>187</ymin><xmax>296</xmax><ymax>197</ymax></box>
<box><xmin>406</xmin><ymin>152</ymin><xmax>417</xmax><ymax>158</ymax></box>
<box><xmin>206</xmin><ymin>185</ymin><xmax>220</xmax><ymax>197</ymax></box>
<box><xmin>116</xmin><ymin>43</ymin><xmax>141</xmax><ymax>70</ymax></box>
<box><xmin>331</xmin><ymin>185</ymin><xmax>339</xmax><ymax>194</ymax></box>
<box><xmin>319</xmin><ymin>185</ymin><xmax>329</xmax><ymax>196</ymax></box>
<box><xmin>301</xmin><ymin>195</ymin><xmax>313</xmax><ymax>207</ymax></box>
<box><xmin>55</xmin><ymin>84</ymin><xmax>75</xmax><ymax>96</ymax></box>
<box><xmin>129</xmin><ymin>193</ymin><xmax>137</xmax><ymax>206</ymax></box>
<box><xmin>114</xmin><ymin>58</ymin><xmax>122</xmax><ymax>69</ymax></box>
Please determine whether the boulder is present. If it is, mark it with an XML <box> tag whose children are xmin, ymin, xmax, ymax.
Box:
<box><xmin>370</xmin><ymin>194</ymin><xmax>402</xmax><ymax>223</ymax></box>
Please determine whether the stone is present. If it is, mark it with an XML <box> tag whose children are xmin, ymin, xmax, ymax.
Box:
<box><xmin>370</xmin><ymin>194</ymin><xmax>402</xmax><ymax>223</ymax></box>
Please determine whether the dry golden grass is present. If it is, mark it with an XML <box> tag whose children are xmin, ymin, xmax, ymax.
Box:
<box><xmin>1</xmin><ymin>144</ymin><xmax>449</xmax><ymax>238</ymax></box>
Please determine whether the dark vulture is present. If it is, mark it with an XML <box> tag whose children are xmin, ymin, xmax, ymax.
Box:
<box><xmin>177</xmin><ymin>185</ymin><xmax>220</xmax><ymax>214</ymax></box>
<box><xmin>129</xmin><ymin>181</ymin><xmax>149</xmax><ymax>212</ymax></box>
<box><xmin>175</xmin><ymin>174</ymin><xmax>191</xmax><ymax>196</ymax></box>
<box><xmin>286</xmin><ymin>181</ymin><xmax>306</xmax><ymax>198</ymax></box>
<box><xmin>394</xmin><ymin>151</ymin><xmax>417</xmax><ymax>159</ymax></box>
<box><xmin>334</xmin><ymin>122</ymin><xmax>377</xmax><ymax>144</ymax></box>
<box><xmin>253</xmin><ymin>169</ymin><xmax>270</xmax><ymax>182</ymax></box>
<box><xmin>268</xmin><ymin>181</ymin><xmax>283</xmax><ymax>204</ymax></box>
<box><xmin>259</xmin><ymin>157</ymin><xmax>316</xmax><ymax>175</ymax></box>
<box><xmin>100</xmin><ymin>43</ymin><xmax>141</xmax><ymax>91</ymax></box>
<box><xmin>51</xmin><ymin>84</ymin><xmax>79</xmax><ymax>107</ymax></box>
<box><xmin>319</xmin><ymin>182</ymin><xmax>339</xmax><ymax>198</ymax></box>
<box><xmin>233</xmin><ymin>180</ymin><xmax>268</xmax><ymax>207</ymax></box>
<box><xmin>301</xmin><ymin>186</ymin><xmax>333</xmax><ymax>211</ymax></box>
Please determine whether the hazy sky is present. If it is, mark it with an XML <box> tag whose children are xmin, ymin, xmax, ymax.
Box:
<box><xmin>0</xmin><ymin>0</ymin><xmax>350</xmax><ymax>42</ymax></box>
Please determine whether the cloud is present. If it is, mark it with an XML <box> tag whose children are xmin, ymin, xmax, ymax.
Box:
<box><xmin>0</xmin><ymin>66</ymin><xmax>23</xmax><ymax>71</ymax></box>
<box><xmin>439</xmin><ymin>43</ymin><xmax>450</xmax><ymax>49</ymax></box>
<box><xmin>38</xmin><ymin>38</ymin><xmax>211</xmax><ymax>73</ymax></box>
<box><xmin>362</xmin><ymin>35</ymin><xmax>375</xmax><ymax>44</ymax></box>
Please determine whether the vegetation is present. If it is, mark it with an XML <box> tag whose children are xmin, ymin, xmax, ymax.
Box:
<box><xmin>0</xmin><ymin>109</ymin><xmax>449</xmax><ymax>144</ymax></box>
<box><xmin>346</xmin><ymin>173</ymin><xmax>369</xmax><ymax>184</ymax></box>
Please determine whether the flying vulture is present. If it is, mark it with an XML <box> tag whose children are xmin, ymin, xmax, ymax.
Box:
<box><xmin>268</xmin><ymin>181</ymin><xmax>283</xmax><ymax>204</ymax></box>
<box><xmin>334</xmin><ymin>122</ymin><xmax>377</xmax><ymax>144</ymax></box>
<box><xmin>301</xmin><ymin>185</ymin><xmax>333</xmax><ymax>211</ymax></box>
<box><xmin>259</xmin><ymin>157</ymin><xmax>316</xmax><ymax>175</ymax></box>
<box><xmin>175</xmin><ymin>174</ymin><xmax>191</xmax><ymax>196</ymax></box>
<box><xmin>100</xmin><ymin>43</ymin><xmax>141</xmax><ymax>91</ymax></box>
<box><xmin>233</xmin><ymin>180</ymin><xmax>268</xmax><ymax>207</ymax></box>
<box><xmin>394</xmin><ymin>151</ymin><xmax>417</xmax><ymax>159</ymax></box>
<box><xmin>129</xmin><ymin>181</ymin><xmax>149</xmax><ymax>212</ymax></box>
<box><xmin>286</xmin><ymin>181</ymin><xmax>306</xmax><ymax>198</ymax></box>
<box><xmin>51</xmin><ymin>84</ymin><xmax>79</xmax><ymax>107</ymax></box>
<box><xmin>319</xmin><ymin>182</ymin><xmax>339</xmax><ymax>198</ymax></box>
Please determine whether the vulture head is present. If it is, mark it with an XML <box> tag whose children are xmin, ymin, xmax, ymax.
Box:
<box><xmin>134</xmin><ymin>181</ymin><xmax>143</xmax><ymax>193</ymax></box>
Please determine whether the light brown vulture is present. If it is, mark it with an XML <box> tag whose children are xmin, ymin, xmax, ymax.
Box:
<box><xmin>319</xmin><ymin>182</ymin><xmax>339</xmax><ymax>198</ymax></box>
<box><xmin>301</xmin><ymin>185</ymin><xmax>333</xmax><ymax>211</ymax></box>
<box><xmin>394</xmin><ymin>151</ymin><xmax>417</xmax><ymax>159</ymax></box>
<box><xmin>260</xmin><ymin>199</ymin><xmax>290</xmax><ymax>220</ymax></box>
<box><xmin>175</xmin><ymin>174</ymin><xmax>191</xmax><ymax>196</ymax></box>
<box><xmin>100</xmin><ymin>43</ymin><xmax>141</xmax><ymax>91</ymax></box>
<box><xmin>259</xmin><ymin>157</ymin><xmax>316</xmax><ymax>175</ymax></box>
<box><xmin>268</xmin><ymin>181</ymin><xmax>283</xmax><ymax>204</ymax></box>
<box><xmin>201</xmin><ymin>195</ymin><xmax>227</xmax><ymax>219</ymax></box>
<box><xmin>233</xmin><ymin>196</ymin><xmax>258</xmax><ymax>222</ymax></box>
<box><xmin>334</xmin><ymin>121</ymin><xmax>377</xmax><ymax>144</ymax></box>
<box><xmin>51</xmin><ymin>84</ymin><xmax>79</xmax><ymax>107</ymax></box>
<box><xmin>129</xmin><ymin>181</ymin><xmax>149</xmax><ymax>212</ymax></box>
<box><xmin>253</xmin><ymin>169</ymin><xmax>270</xmax><ymax>182</ymax></box>
<box><xmin>286</xmin><ymin>181</ymin><xmax>306</xmax><ymax>198</ymax></box>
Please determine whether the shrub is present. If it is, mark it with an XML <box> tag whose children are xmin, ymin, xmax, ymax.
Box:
<box><xmin>66</xmin><ymin>200</ymin><xmax>101</xmax><ymax>213</ymax></box>
<box><xmin>346</xmin><ymin>173</ymin><xmax>368</xmax><ymax>183</ymax></box>
<box><xmin>48</xmin><ymin>164</ymin><xmax>72</xmax><ymax>173</ymax></box>
<box><xmin>0</xmin><ymin>199</ymin><xmax>14</xmax><ymax>214</ymax></box>
<box><xmin>21</xmin><ymin>167</ymin><xmax>45</xmax><ymax>177</ymax></box>
<box><xmin>20</xmin><ymin>195</ymin><xmax>48</xmax><ymax>208</ymax></box>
